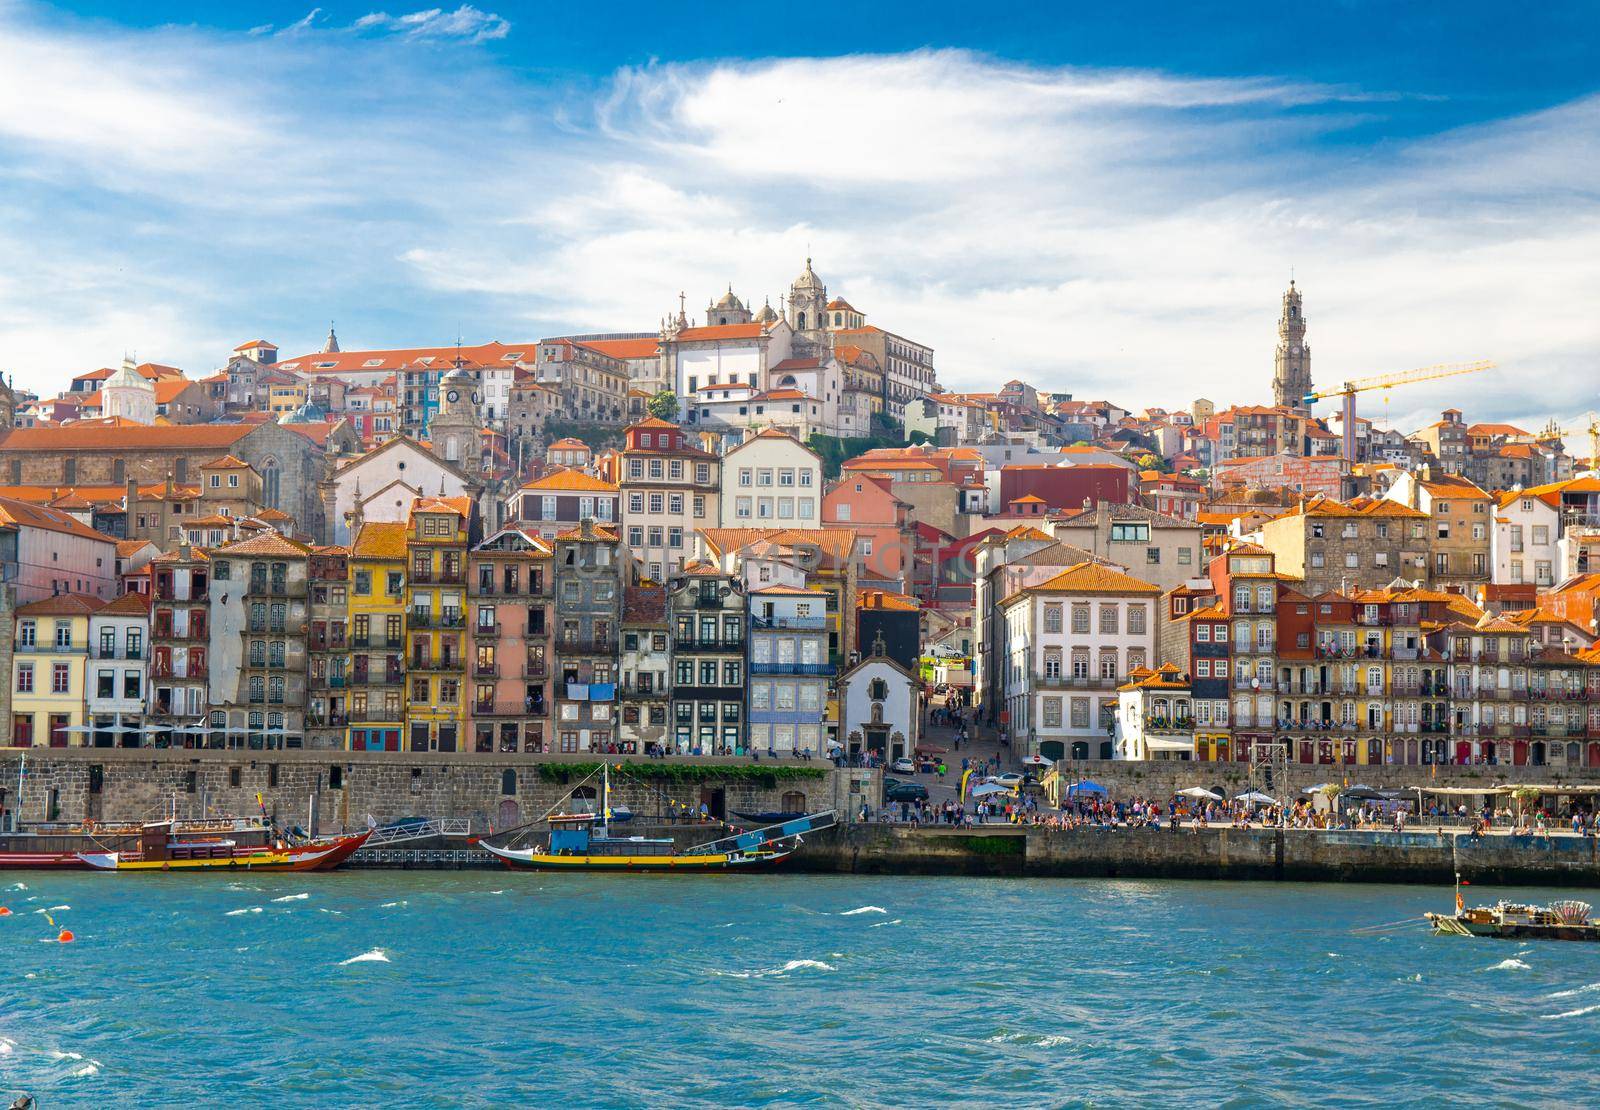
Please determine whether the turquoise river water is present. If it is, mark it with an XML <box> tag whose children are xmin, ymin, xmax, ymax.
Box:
<box><xmin>2</xmin><ymin>872</ymin><xmax>1598</xmax><ymax>1107</ymax></box>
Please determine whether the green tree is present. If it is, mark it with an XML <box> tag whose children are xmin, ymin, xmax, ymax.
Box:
<box><xmin>647</xmin><ymin>389</ymin><xmax>679</xmax><ymax>422</ymax></box>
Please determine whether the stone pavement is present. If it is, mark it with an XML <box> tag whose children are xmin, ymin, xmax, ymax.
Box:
<box><xmin>886</xmin><ymin>692</ymin><xmax>1022</xmax><ymax>807</ymax></box>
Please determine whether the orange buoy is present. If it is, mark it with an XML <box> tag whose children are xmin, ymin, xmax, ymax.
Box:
<box><xmin>0</xmin><ymin>906</ymin><xmax>11</xmax><ymax>916</ymax></box>
<box><xmin>57</xmin><ymin>929</ymin><xmax>74</xmax><ymax>943</ymax></box>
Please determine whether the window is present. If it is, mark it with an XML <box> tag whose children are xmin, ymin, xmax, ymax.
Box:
<box><xmin>1043</xmin><ymin>604</ymin><xmax>1062</xmax><ymax>634</ymax></box>
<box><xmin>16</xmin><ymin>663</ymin><xmax>33</xmax><ymax>693</ymax></box>
<box><xmin>51</xmin><ymin>663</ymin><xmax>69</xmax><ymax>694</ymax></box>
<box><xmin>1146</xmin><ymin>547</ymin><xmax>1160</xmax><ymax>564</ymax></box>
<box><xmin>1127</xmin><ymin>605</ymin><xmax>1146</xmax><ymax>635</ymax></box>
<box><xmin>1071</xmin><ymin>606</ymin><xmax>1090</xmax><ymax>634</ymax></box>
<box><xmin>1098</xmin><ymin>605</ymin><xmax>1118</xmax><ymax>635</ymax></box>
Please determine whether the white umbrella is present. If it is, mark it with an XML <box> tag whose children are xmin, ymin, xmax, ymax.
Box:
<box><xmin>1235</xmin><ymin>790</ymin><xmax>1277</xmax><ymax>805</ymax></box>
<box><xmin>971</xmin><ymin>783</ymin><xmax>1010</xmax><ymax>797</ymax></box>
<box><xmin>1178</xmin><ymin>787</ymin><xmax>1222</xmax><ymax>800</ymax></box>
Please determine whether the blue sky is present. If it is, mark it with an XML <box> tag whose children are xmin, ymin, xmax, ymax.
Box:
<box><xmin>2</xmin><ymin>0</ymin><xmax>1597</xmax><ymax>431</ymax></box>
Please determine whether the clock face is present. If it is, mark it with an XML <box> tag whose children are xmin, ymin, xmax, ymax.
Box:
<box><xmin>446</xmin><ymin>390</ymin><xmax>459</xmax><ymax>404</ymax></box>
<box><xmin>1290</xmin><ymin>346</ymin><xmax>1301</xmax><ymax>355</ymax></box>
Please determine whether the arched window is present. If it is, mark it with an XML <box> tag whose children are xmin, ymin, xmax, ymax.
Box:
<box><xmin>796</xmin><ymin>311</ymin><xmax>806</xmax><ymax>330</ymax></box>
<box><xmin>444</xmin><ymin>435</ymin><xmax>459</xmax><ymax>462</ymax></box>
<box><xmin>261</xmin><ymin>457</ymin><xmax>280</xmax><ymax>509</ymax></box>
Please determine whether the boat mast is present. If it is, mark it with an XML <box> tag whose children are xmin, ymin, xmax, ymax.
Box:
<box><xmin>600</xmin><ymin>763</ymin><xmax>610</xmax><ymax>836</ymax></box>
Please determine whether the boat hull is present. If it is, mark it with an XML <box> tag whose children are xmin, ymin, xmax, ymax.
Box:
<box><xmin>78</xmin><ymin>830</ymin><xmax>371</xmax><ymax>873</ymax></box>
<box><xmin>1426</xmin><ymin>913</ymin><xmax>1600</xmax><ymax>942</ymax></box>
<box><xmin>0</xmin><ymin>851</ymin><xmax>96</xmax><ymax>870</ymax></box>
<box><xmin>481</xmin><ymin>842</ymin><xmax>793</xmax><ymax>873</ymax></box>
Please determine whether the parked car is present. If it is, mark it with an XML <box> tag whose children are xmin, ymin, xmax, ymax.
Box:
<box><xmin>889</xmin><ymin>757</ymin><xmax>917</xmax><ymax>775</ymax></box>
<box><xmin>986</xmin><ymin>772</ymin><xmax>1025</xmax><ymax>789</ymax></box>
<box><xmin>881</xmin><ymin>777</ymin><xmax>903</xmax><ymax>793</ymax></box>
<box><xmin>884</xmin><ymin>782</ymin><xmax>929</xmax><ymax>803</ymax></box>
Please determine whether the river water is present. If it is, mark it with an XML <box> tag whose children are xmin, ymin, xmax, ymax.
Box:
<box><xmin>1</xmin><ymin>871</ymin><xmax>1597</xmax><ymax>1106</ymax></box>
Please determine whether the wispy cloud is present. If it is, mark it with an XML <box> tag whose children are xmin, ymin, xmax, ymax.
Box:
<box><xmin>0</xmin><ymin>10</ymin><xmax>1593</xmax><ymax>435</ymax></box>
<box><xmin>353</xmin><ymin>5</ymin><xmax>510</xmax><ymax>44</ymax></box>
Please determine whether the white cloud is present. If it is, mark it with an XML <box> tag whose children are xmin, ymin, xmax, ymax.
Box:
<box><xmin>0</xmin><ymin>13</ymin><xmax>1593</xmax><ymax>435</ymax></box>
<box><xmin>354</xmin><ymin>6</ymin><xmax>510</xmax><ymax>44</ymax></box>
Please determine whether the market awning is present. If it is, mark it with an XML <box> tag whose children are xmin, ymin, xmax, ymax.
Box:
<box><xmin>1143</xmin><ymin>736</ymin><xmax>1194</xmax><ymax>752</ymax></box>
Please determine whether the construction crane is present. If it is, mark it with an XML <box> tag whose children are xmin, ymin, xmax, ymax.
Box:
<box><xmin>1302</xmin><ymin>361</ymin><xmax>1496</xmax><ymax>463</ymax></box>
<box><xmin>1536</xmin><ymin>414</ymin><xmax>1600</xmax><ymax>472</ymax></box>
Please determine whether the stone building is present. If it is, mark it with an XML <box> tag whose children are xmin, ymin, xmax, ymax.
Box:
<box><xmin>618</xmin><ymin>417</ymin><xmax>720</xmax><ymax>581</ymax></box>
<box><xmin>666</xmin><ymin>564</ymin><xmax>746</xmax><ymax>755</ymax></box>
<box><xmin>1050</xmin><ymin>503</ymin><xmax>1204</xmax><ymax>595</ymax></box>
<box><xmin>620</xmin><ymin>584</ymin><xmax>670</xmax><ymax>754</ymax></box>
<box><xmin>1385</xmin><ymin>472</ymin><xmax>1494</xmax><ymax>591</ymax></box>
<box><xmin>1255</xmin><ymin>497</ymin><xmax>1431</xmax><ymax>595</ymax></box>
<box><xmin>208</xmin><ymin>532</ymin><xmax>312</xmax><ymax>750</ymax></box>
<box><xmin>0</xmin><ymin>422</ymin><xmax>331</xmax><ymax>541</ymax></box>
<box><xmin>405</xmin><ymin>496</ymin><xmax>476</xmax><ymax>753</ymax></box>
<box><xmin>552</xmin><ymin>520</ymin><xmax>623</xmax><ymax>752</ymax></box>
<box><xmin>306</xmin><ymin>545</ymin><xmax>350</xmax><ymax>751</ymax></box>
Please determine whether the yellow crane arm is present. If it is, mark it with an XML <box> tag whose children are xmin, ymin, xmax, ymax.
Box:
<box><xmin>1303</xmin><ymin>360</ymin><xmax>1495</xmax><ymax>402</ymax></box>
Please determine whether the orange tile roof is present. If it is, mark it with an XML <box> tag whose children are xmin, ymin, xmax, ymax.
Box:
<box><xmin>522</xmin><ymin>469</ymin><xmax>619</xmax><ymax>493</ymax></box>
<box><xmin>555</xmin><ymin>524</ymin><xmax>619</xmax><ymax>541</ymax></box>
<box><xmin>858</xmin><ymin>589</ymin><xmax>919</xmax><ymax>611</ymax></box>
<box><xmin>0</xmin><ymin>497</ymin><xmax>117</xmax><ymax>543</ymax></box>
<box><xmin>99</xmin><ymin>591</ymin><xmax>151</xmax><ymax>615</ymax></box>
<box><xmin>233</xmin><ymin>340</ymin><xmax>277</xmax><ymax>352</ymax></box>
<box><xmin>276</xmin><ymin>341</ymin><xmax>533</xmax><ymax>375</ymax></box>
<box><xmin>215</xmin><ymin>532</ymin><xmax>312</xmax><ymax>557</ymax></box>
<box><xmin>577</xmin><ymin>337</ymin><xmax>660</xmax><ymax>360</ymax></box>
<box><xmin>0</xmin><ymin>424</ymin><xmax>255</xmax><ymax>452</ymax></box>
<box><xmin>1002</xmin><ymin>561</ymin><xmax>1162</xmax><ymax>601</ymax></box>
<box><xmin>116</xmin><ymin>539</ymin><xmax>156</xmax><ymax>556</ymax></box>
<box><xmin>410</xmin><ymin>495</ymin><xmax>473</xmax><ymax>519</ymax></box>
<box><xmin>202</xmin><ymin>455</ymin><xmax>249</xmax><ymax>469</ymax></box>
<box><xmin>627</xmin><ymin>417</ymin><xmax>678</xmax><ymax>431</ymax></box>
<box><xmin>698</xmin><ymin>527</ymin><xmax>857</xmax><ymax>563</ymax></box>
<box><xmin>351</xmin><ymin>521</ymin><xmax>408</xmax><ymax>560</ymax></box>
<box><xmin>18</xmin><ymin>594</ymin><xmax>105</xmax><ymax>617</ymax></box>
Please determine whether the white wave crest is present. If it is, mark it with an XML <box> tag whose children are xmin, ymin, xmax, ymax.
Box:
<box><xmin>840</xmin><ymin>906</ymin><xmax>887</xmax><ymax>916</ymax></box>
<box><xmin>70</xmin><ymin>1063</ymin><xmax>99</xmax><ymax>1077</ymax></box>
<box><xmin>1545</xmin><ymin>1003</ymin><xmax>1600</xmax><ymax>1020</ymax></box>
<box><xmin>224</xmin><ymin>907</ymin><xmax>263</xmax><ymax>917</ymax></box>
<box><xmin>1487</xmin><ymin>958</ymin><xmax>1531</xmax><ymax>971</ymax></box>
<box><xmin>1548</xmin><ymin>982</ymin><xmax>1600</xmax><ymax>999</ymax></box>
<box><xmin>50</xmin><ymin>1050</ymin><xmax>84</xmax><ymax>1060</ymax></box>
<box><xmin>868</xmin><ymin>919</ymin><xmax>903</xmax><ymax>928</ymax></box>
<box><xmin>715</xmin><ymin>958</ymin><xmax>836</xmax><ymax>979</ymax></box>
<box><xmin>380</xmin><ymin>900</ymin><xmax>408</xmax><ymax>908</ymax></box>
<box><xmin>340</xmin><ymin>948</ymin><xmax>391</xmax><ymax>966</ymax></box>
<box><xmin>271</xmin><ymin>892</ymin><xmax>309</xmax><ymax>903</ymax></box>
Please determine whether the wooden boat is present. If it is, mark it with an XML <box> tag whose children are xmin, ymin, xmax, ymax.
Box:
<box><xmin>0</xmin><ymin>817</ymin><xmax>275</xmax><ymax>871</ymax></box>
<box><xmin>479</xmin><ymin>765</ymin><xmax>834</xmax><ymax>873</ymax></box>
<box><xmin>1427</xmin><ymin>899</ymin><xmax>1600</xmax><ymax>942</ymax></box>
<box><xmin>76</xmin><ymin>821</ymin><xmax>372</xmax><ymax>873</ymax></box>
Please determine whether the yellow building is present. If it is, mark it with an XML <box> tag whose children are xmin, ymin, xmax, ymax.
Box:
<box><xmin>405</xmin><ymin>496</ymin><xmax>474</xmax><ymax>752</ymax></box>
<box><xmin>345</xmin><ymin>521</ymin><xmax>408</xmax><ymax>752</ymax></box>
<box><xmin>11</xmin><ymin>595</ymin><xmax>100</xmax><ymax>748</ymax></box>
<box><xmin>265</xmin><ymin>376</ymin><xmax>309</xmax><ymax>419</ymax></box>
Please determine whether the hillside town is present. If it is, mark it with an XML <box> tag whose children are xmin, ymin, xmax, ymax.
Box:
<box><xmin>0</xmin><ymin>265</ymin><xmax>1596</xmax><ymax>773</ymax></box>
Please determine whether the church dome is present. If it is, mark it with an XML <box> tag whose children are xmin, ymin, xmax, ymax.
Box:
<box><xmin>441</xmin><ymin>366</ymin><xmax>475</xmax><ymax>387</ymax></box>
<box><xmin>104</xmin><ymin>361</ymin><xmax>146</xmax><ymax>391</ymax></box>
<box><xmin>714</xmin><ymin>286</ymin><xmax>745</xmax><ymax>312</ymax></box>
<box><xmin>753</xmin><ymin>299</ymin><xmax>778</xmax><ymax>325</ymax></box>
<box><xmin>284</xmin><ymin>399</ymin><xmax>327</xmax><ymax>424</ymax></box>
<box><xmin>791</xmin><ymin>257</ymin><xmax>824</xmax><ymax>291</ymax></box>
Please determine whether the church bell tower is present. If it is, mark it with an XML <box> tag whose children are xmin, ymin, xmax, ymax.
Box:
<box><xmin>1272</xmin><ymin>280</ymin><xmax>1312</xmax><ymax>412</ymax></box>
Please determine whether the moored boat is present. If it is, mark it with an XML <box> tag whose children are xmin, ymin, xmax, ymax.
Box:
<box><xmin>479</xmin><ymin>765</ymin><xmax>834</xmax><ymax>873</ymax></box>
<box><xmin>76</xmin><ymin>821</ymin><xmax>372</xmax><ymax>873</ymax></box>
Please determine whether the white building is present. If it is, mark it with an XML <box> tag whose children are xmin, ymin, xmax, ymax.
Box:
<box><xmin>1492</xmin><ymin>489</ymin><xmax>1561</xmax><ymax>587</ymax></box>
<box><xmin>997</xmin><ymin>561</ymin><xmax>1160</xmax><ymax>762</ymax></box>
<box><xmin>87</xmin><ymin>591</ymin><xmax>150</xmax><ymax>747</ymax></box>
<box><xmin>1114</xmin><ymin>665</ymin><xmax>1197</xmax><ymax>760</ymax></box>
<box><xmin>904</xmin><ymin>394</ymin><xmax>987</xmax><ymax>444</ymax></box>
<box><xmin>323</xmin><ymin>436</ymin><xmax>476</xmax><ymax>544</ymax></box>
<box><xmin>718</xmin><ymin>430</ymin><xmax>823</xmax><ymax>528</ymax></box>
<box><xmin>838</xmin><ymin>653</ymin><xmax>920</xmax><ymax>763</ymax></box>
<box><xmin>100</xmin><ymin>357</ymin><xmax>158</xmax><ymax>425</ymax></box>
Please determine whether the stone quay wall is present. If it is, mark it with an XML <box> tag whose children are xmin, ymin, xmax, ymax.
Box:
<box><xmin>798</xmin><ymin>824</ymin><xmax>1600</xmax><ymax>887</ymax></box>
<box><xmin>0</xmin><ymin>749</ymin><xmax>845</xmax><ymax>835</ymax></box>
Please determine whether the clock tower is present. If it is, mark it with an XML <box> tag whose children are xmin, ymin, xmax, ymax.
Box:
<box><xmin>1272</xmin><ymin>280</ymin><xmax>1312</xmax><ymax>412</ymax></box>
<box><xmin>431</xmin><ymin>361</ymin><xmax>483</xmax><ymax>479</ymax></box>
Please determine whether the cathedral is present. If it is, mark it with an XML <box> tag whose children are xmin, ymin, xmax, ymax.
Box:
<box><xmin>1272</xmin><ymin>280</ymin><xmax>1313</xmax><ymax>412</ymax></box>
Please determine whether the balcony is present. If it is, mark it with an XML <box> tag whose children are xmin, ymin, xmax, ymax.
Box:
<box><xmin>347</xmin><ymin>706</ymin><xmax>405</xmax><ymax>723</ymax></box>
<box><xmin>305</xmin><ymin>713</ymin><xmax>349</xmax><ymax>728</ymax></box>
<box><xmin>312</xmin><ymin>674</ymin><xmax>348</xmax><ymax>689</ymax></box>
<box><xmin>752</xmin><ymin>615</ymin><xmax>826</xmax><ymax>630</ymax></box>
<box><xmin>472</xmin><ymin>662</ymin><xmax>500</xmax><ymax>678</ymax></box>
<box><xmin>151</xmin><ymin>662</ymin><xmax>207</xmax><ymax>679</ymax></box>
<box><xmin>1035</xmin><ymin>674</ymin><xmax>1120</xmax><ymax>690</ymax></box>
<box><xmin>474</xmin><ymin>700</ymin><xmax>549</xmax><ymax>717</ymax></box>
<box><xmin>620</xmin><ymin>685</ymin><xmax>669</xmax><ymax>700</ymax></box>
<box><xmin>750</xmin><ymin>662</ymin><xmax>832</xmax><ymax>676</ymax></box>
<box><xmin>410</xmin><ymin>657</ymin><xmax>464</xmax><ymax>671</ymax></box>
<box><xmin>523</xmin><ymin>658</ymin><xmax>549</xmax><ymax>678</ymax></box>
<box><xmin>154</xmin><ymin>585</ymin><xmax>207</xmax><ymax>603</ymax></box>
<box><xmin>310</xmin><ymin>638</ymin><xmax>348</xmax><ymax>653</ymax></box>
<box><xmin>1390</xmin><ymin>684</ymin><xmax>1421</xmax><ymax>697</ymax></box>
<box><xmin>15</xmin><ymin>640</ymin><xmax>85</xmax><ymax>654</ymax></box>
<box><xmin>558</xmin><ymin>637</ymin><xmax>616</xmax><ymax>655</ymax></box>
<box><xmin>473</xmin><ymin>622</ymin><xmax>501</xmax><ymax>638</ymax></box>
<box><xmin>675</xmin><ymin>637</ymin><xmax>745</xmax><ymax>652</ymax></box>
<box><xmin>409</xmin><ymin>611</ymin><xmax>466</xmax><ymax>629</ymax></box>
<box><xmin>90</xmin><ymin>645</ymin><xmax>143</xmax><ymax>660</ymax></box>
<box><xmin>351</xmin><ymin>670</ymin><xmax>406</xmax><ymax>687</ymax></box>
<box><xmin>1143</xmin><ymin>715</ymin><xmax>1194</xmax><ymax>733</ymax></box>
